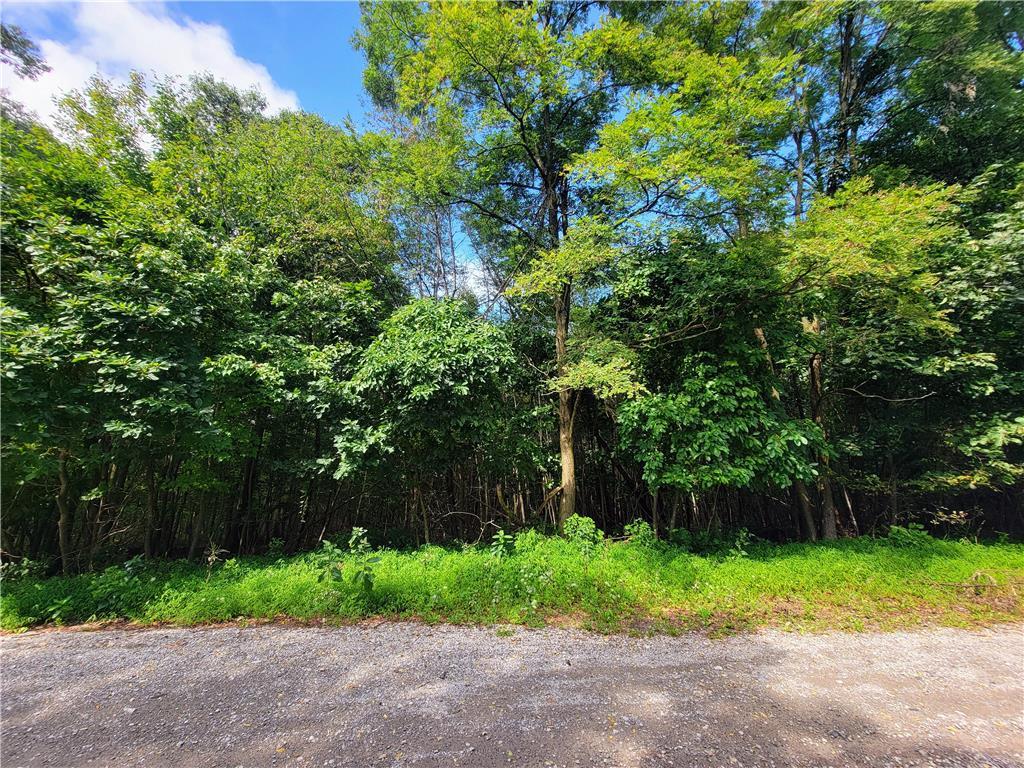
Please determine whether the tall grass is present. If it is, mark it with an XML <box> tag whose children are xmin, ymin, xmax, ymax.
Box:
<box><xmin>2</xmin><ymin>534</ymin><xmax>1022</xmax><ymax>634</ymax></box>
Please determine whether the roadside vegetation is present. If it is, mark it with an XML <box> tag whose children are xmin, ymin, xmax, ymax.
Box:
<box><xmin>3</xmin><ymin>521</ymin><xmax>1021</xmax><ymax>634</ymax></box>
<box><xmin>1</xmin><ymin>0</ymin><xmax>1022</xmax><ymax>641</ymax></box>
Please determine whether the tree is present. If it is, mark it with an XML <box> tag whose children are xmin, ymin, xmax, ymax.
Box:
<box><xmin>334</xmin><ymin>299</ymin><xmax>526</xmax><ymax>542</ymax></box>
<box><xmin>1</xmin><ymin>24</ymin><xmax>50</xmax><ymax>79</ymax></box>
<box><xmin>1</xmin><ymin>74</ymin><xmax>404</xmax><ymax>566</ymax></box>
<box><xmin>2</xmin><ymin>2</ymin><xmax>1020</xmax><ymax>565</ymax></box>
<box><xmin>358</xmin><ymin>0</ymin><xmax>794</xmax><ymax>526</ymax></box>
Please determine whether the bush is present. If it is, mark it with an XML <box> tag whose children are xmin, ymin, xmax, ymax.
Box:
<box><xmin>728</xmin><ymin>528</ymin><xmax>753</xmax><ymax>560</ymax></box>
<box><xmin>563</xmin><ymin>515</ymin><xmax>603</xmax><ymax>548</ymax></box>
<box><xmin>0</xmin><ymin>556</ymin><xmax>49</xmax><ymax>582</ymax></box>
<box><xmin>514</xmin><ymin>528</ymin><xmax>543</xmax><ymax>554</ymax></box>
<box><xmin>1</xmin><ymin>535</ymin><xmax>1022</xmax><ymax>633</ymax></box>
<box><xmin>887</xmin><ymin>523</ymin><xmax>933</xmax><ymax>547</ymax></box>
<box><xmin>624</xmin><ymin>519</ymin><xmax>656</xmax><ymax>548</ymax></box>
<box><xmin>668</xmin><ymin>528</ymin><xmax>692</xmax><ymax>550</ymax></box>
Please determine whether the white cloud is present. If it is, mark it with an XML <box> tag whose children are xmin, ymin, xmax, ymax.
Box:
<box><xmin>1</xmin><ymin>2</ymin><xmax>299</xmax><ymax>128</ymax></box>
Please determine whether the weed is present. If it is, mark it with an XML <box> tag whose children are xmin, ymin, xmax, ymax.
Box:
<box><xmin>489</xmin><ymin>530</ymin><xmax>514</xmax><ymax>559</ymax></box>
<box><xmin>564</xmin><ymin>514</ymin><xmax>603</xmax><ymax>557</ymax></box>
<box><xmin>314</xmin><ymin>539</ymin><xmax>347</xmax><ymax>583</ymax></box>
<box><xmin>1</xmin><ymin>536</ymin><xmax>1021</xmax><ymax>634</ymax></box>
<box><xmin>267</xmin><ymin>538</ymin><xmax>286</xmax><ymax>558</ymax></box>
<box><xmin>624</xmin><ymin>520</ymin><xmax>656</xmax><ymax>548</ymax></box>
<box><xmin>204</xmin><ymin>541</ymin><xmax>228</xmax><ymax>581</ymax></box>
<box><xmin>0</xmin><ymin>556</ymin><xmax>48</xmax><ymax>582</ymax></box>
<box><xmin>887</xmin><ymin>523</ymin><xmax>933</xmax><ymax>547</ymax></box>
<box><xmin>347</xmin><ymin>527</ymin><xmax>380</xmax><ymax>594</ymax></box>
<box><xmin>727</xmin><ymin>528</ymin><xmax>753</xmax><ymax>560</ymax></box>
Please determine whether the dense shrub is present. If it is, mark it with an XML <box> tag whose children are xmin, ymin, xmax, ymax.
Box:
<box><xmin>2</xmin><ymin>536</ymin><xmax>1021</xmax><ymax>634</ymax></box>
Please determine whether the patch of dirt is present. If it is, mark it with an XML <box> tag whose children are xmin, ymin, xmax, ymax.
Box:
<box><xmin>2</xmin><ymin>622</ymin><xmax>1021</xmax><ymax>767</ymax></box>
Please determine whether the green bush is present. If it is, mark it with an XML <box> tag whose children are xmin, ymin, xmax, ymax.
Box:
<box><xmin>1</xmin><ymin>535</ymin><xmax>1021</xmax><ymax>633</ymax></box>
<box><xmin>887</xmin><ymin>523</ymin><xmax>934</xmax><ymax>547</ymax></box>
<box><xmin>514</xmin><ymin>528</ymin><xmax>543</xmax><ymax>554</ymax></box>
<box><xmin>624</xmin><ymin>520</ymin><xmax>656</xmax><ymax>548</ymax></box>
<box><xmin>668</xmin><ymin>528</ymin><xmax>692</xmax><ymax>550</ymax></box>
<box><xmin>563</xmin><ymin>515</ymin><xmax>603</xmax><ymax>548</ymax></box>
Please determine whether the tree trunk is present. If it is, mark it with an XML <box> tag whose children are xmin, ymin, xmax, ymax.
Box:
<box><xmin>829</xmin><ymin>11</ymin><xmax>858</xmax><ymax>194</ymax></box>
<box><xmin>56</xmin><ymin>448</ymin><xmax>74</xmax><ymax>575</ymax></box>
<box><xmin>755</xmin><ymin>326</ymin><xmax>818</xmax><ymax>541</ymax></box>
<box><xmin>144</xmin><ymin>459</ymin><xmax>158</xmax><ymax>558</ymax></box>
<box><xmin>793</xmin><ymin>479</ymin><xmax>819</xmax><ymax>542</ymax></box>
<box><xmin>228</xmin><ymin>434</ymin><xmax>261</xmax><ymax>553</ymax></box>
<box><xmin>84</xmin><ymin>462</ymin><xmax>106</xmax><ymax>571</ymax></box>
<box><xmin>419</xmin><ymin>486</ymin><xmax>430</xmax><ymax>545</ymax></box>
<box><xmin>807</xmin><ymin>316</ymin><xmax>838</xmax><ymax>539</ymax></box>
<box><xmin>555</xmin><ymin>279</ymin><xmax>576</xmax><ymax>528</ymax></box>
<box><xmin>188</xmin><ymin>492</ymin><xmax>208</xmax><ymax>561</ymax></box>
<box><xmin>793</xmin><ymin>86</ymin><xmax>806</xmax><ymax>219</ymax></box>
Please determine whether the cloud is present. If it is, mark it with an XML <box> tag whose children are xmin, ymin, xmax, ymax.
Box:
<box><xmin>1</xmin><ymin>2</ymin><xmax>299</xmax><ymax>128</ymax></box>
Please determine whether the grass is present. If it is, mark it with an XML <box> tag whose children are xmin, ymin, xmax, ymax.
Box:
<box><xmin>2</xmin><ymin>532</ymin><xmax>1023</xmax><ymax>635</ymax></box>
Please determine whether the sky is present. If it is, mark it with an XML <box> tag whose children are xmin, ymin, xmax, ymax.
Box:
<box><xmin>0</xmin><ymin>1</ymin><xmax>370</xmax><ymax>128</ymax></box>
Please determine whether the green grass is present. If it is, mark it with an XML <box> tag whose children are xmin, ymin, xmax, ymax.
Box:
<box><xmin>3</xmin><ymin>534</ymin><xmax>1022</xmax><ymax>634</ymax></box>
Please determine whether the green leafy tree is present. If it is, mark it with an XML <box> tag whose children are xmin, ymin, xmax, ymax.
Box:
<box><xmin>334</xmin><ymin>299</ymin><xmax>526</xmax><ymax>541</ymax></box>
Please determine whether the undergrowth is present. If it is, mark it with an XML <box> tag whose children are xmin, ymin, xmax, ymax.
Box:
<box><xmin>2</xmin><ymin>528</ymin><xmax>1022</xmax><ymax>634</ymax></box>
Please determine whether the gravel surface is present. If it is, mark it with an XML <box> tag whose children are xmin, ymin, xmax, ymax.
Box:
<box><xmin>2</xmin><ymin>622</ymin><xmax>1022</xmax><ymax>767</ymax></box>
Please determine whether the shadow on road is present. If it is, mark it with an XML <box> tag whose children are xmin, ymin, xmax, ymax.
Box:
<box><xmin>2</xmin><ymin>623</ymin><xmax>1021</xmax><ymax>767</ymax></box>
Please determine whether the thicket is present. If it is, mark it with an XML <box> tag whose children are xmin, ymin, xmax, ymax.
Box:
<box><xmin>3</xmin><ymin>523</ymin><xmax>1021</xmax><ymax>632</ymax></box>
<box><xmin>1</xmin><ymin>2</ymin><xmax>1022</xmax><ymax>578</ymax></box>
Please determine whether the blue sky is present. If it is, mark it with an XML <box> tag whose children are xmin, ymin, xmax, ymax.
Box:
<box><xmin>0</xmin><ymin>1</ymin><xmax>371</xmax><ymax>127</ymax></box>
<box><xmin>165</xmin><ymin>2</ymin><xmax>368</xmax><ymax>124</ymax></box>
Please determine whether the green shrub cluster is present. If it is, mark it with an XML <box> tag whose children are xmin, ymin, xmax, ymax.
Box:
<box><xmin>3</xmin><ymin>526</ymin><xmax>1021</xmax><ymax>634</ymax></box>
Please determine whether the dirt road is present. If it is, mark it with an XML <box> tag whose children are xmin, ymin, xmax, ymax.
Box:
<box><xmin>2</xmin><ymin>622</ymin><xmax>1021</xmax><ymax>767</ymax></box>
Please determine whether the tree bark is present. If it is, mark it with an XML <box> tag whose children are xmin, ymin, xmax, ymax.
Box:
<box><xmin>793</xmin><ymin>479</ymin><xmax>819</xmax><ymax>542</ymax></box>
<box><xmin>56</xmin><ymin>448</ymin><xmax>74</xmax><ymax>575</ymax></box>
<box><xmin>755</xmin><ymin>326</ymin><xmax>818</xmax><ymax>541</ymax></box>
<box><xmin>555</xmin><ymin>275</ymin><xmax>576</xmax><ymax>528</ymax></box>
<box><xmin>227</xmin><ymin>422</ymin><xmax>264</xmax><ymax>553</ymax></box>
<box><xmin>188</xmin><ymin>492</ymin><xmax>209</xmax><ymax>561</ymax></box>
<box><xmin>420</xmin><ymin>486</ymin><xmax>430</xmax><ymax>545</ymax></box>
<box><xmin>793</xmin><ymin>84</ymin><xmax>806</xmax><ymax>219</ymax></box>
<box><xmin>829</xmin><ymin>11</ymin><xmax>858</xmax><ymax>195</ymax></box>
<box><xmin>144</xmin><ymin>459</ymin><xmax>158</xmax><ymax>558</ymax></box>
<box><xmin>807</xmin><ymin>316</ymin><xmax>838</xmax><ymax>539</ymax></box>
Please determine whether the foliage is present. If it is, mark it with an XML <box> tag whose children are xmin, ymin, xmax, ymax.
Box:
<box><xmin>2</xmin><ymin>536</ymin><xmax>1021</xmax><ymax>634</ymax></box>
<box><xmin>623</xmin><ymin>520</ymin><xmax>656</xmax><ymax>548</ymax></box>
<box><xmin>204</xmin><ymin>543</ymin><xmax>228</xmax><ymax>581</ymax></box>
<box><xmin>563</xmin><ymin>514</ymin><xmax>603</xmax><ymax>555</ymax></box>
<box><xmin>727</xmin><ymin>529</ymin><xmax>754</xmax><ymax>560</ymax></box>
<box><xmin>334</xmin><ymin>299</ymin><xmax>525</xmax><ymax>481</ymax></box>
<box><xmin>0</xmin><ymin>556</ymin><xmax>48</xmax><ymax>582</ymax></box>
<box><xmin>887</xmin><ymin>523</ymin><xmax>934</xmax><ymax>549</ymax></box>
<box><xmin>489</xmin><ymin>530</ymin><xmax>514</xmax><ymax>560</ymax></box>
<box><xmin>1</xmin><ymin>4</ymin><xmax>1022</xmax><ymax>574</ymax></box>
<box><xmin>313</xmin><ymin>539</ymin><xmax>347</xmax><ymax>584</ymax></box>
<box><xmin>620</xmin><ymin>353</ymin><xmax>823</xmax><ymax>492</ymax></box>
<box><xmin>1</xmin><ymin>23</ymin><xmax>50</xmax><ymax>79</ymax></box>
<box><xmin>550</xmin><ymin>335</ymin><xmax>647</xmax><ymax>401</ymax></box>
<box><xmin>346</xmin><ymin>527</ymin><xmax>380</xmax><ymax>594</ymax></box>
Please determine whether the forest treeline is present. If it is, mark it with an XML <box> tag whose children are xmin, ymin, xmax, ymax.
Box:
<box><xmin>1</xmin><ymin>2</ymin><xmax>1022</xmax><ymax>574</ymax></box>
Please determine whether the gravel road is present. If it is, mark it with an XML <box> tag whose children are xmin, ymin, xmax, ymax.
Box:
<box><xmin>2</xmin><ymin>622</ymin><xmax>1022</xmax><ymax>768</ymax></box>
